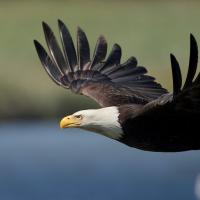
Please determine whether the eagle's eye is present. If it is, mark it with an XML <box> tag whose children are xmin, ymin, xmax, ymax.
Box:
<box><xmin>74</xmin><ymin>115</ymin><xmax>82</xmax><ymax>119</ymax></box>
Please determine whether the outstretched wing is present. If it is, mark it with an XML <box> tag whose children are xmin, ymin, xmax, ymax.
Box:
<box><xmin>130</xmin><ymin>34</ymin><xmax>199</xmax><ymax>120</ymax></box>
<box><xmin>119</xmin><ymin>35</ymin><xmax>200</xmax><ymax>151</ymax></box>
<box><xmin>34</xmin><ymin>20</ymin><xmax>167</xmax><ymax>107</ymax></box>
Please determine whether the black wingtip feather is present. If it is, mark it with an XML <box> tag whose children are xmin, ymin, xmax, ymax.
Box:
<box><xmin>58</xmin><ymin>19</ymin><xmax>77</xmax><ymax>70</ymax></box>
<box><xmin>77</xmin><ymin>26</ymin><xmax>90</xmax><ymax>70</ymax></box>
<box><xmin>121</xmin><ymin>56</ymin><xmax>138</xmax><ymax>67</ymax></box>
<box><xmin>34</xmin><ymin>39</ymin><xmax>64</xmax><ymax>86</ymax></box>
<box><xmin>90</xmin><ymin>35</ymin><xmax>107</xmax><ymax>69</ymax></box>
<box><xmin>42</xmin><ymin>21</ymin><xmax>46</xmax><ymax>27</ymax></box>
<box><xmin>42</xmin><ymin>21</ymin><xmax>51</xmax><ymax>34</ymax></box>
<box><xmin>183</xmin><ymin>34</ymin><xmax>198</xmax><ymax>89</ymax></box>
<box><xmin>170</xmin><ymin>54</ymin><xmax>182</xmax><ymax>95</ymax></box>
<box><xmin>33</xmin><ymin>39</ymin><xmax>39</xmax><ymax>47</ymax></box>
<box><xmin>42</xmin><ymin>21</ymin><xmax>69</xmax><ymax>75</ymax></box>
<box><xmin>104</xmin><ymin>43</ymin><xmax>121</xmax><ymax>66</ymax></box>
<box><xmin>58</xmin><ymin>19</ymin><xmax>63</xmax><ymax>25</ymax></box>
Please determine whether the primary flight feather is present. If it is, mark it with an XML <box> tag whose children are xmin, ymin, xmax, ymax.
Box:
<box><xmin>34</xmin><ymin>20</ymin><xmax>200</xmax><ymax>152</ymax></box>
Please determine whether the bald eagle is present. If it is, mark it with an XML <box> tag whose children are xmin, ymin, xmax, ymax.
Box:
<box><xmin>34</xmin><ymin>20</ymin><xmax>200</xmax><ymax>152</ymax></box>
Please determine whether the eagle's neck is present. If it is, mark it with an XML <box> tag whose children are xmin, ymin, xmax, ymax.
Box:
<box><xmin>80</xmin><ymin>107</ymin><xmax>123</xmax><ymax>140</ymax></box>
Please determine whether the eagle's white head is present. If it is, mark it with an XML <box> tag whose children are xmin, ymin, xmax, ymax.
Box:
<box><xmin>60</xmin><ymin>106</ymin><xmax>123</xmax><ymax>139</ymax></box>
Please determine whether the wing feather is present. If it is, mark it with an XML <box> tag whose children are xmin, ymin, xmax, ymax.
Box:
<box><xmin>34</xmin><ymin>40</ymin><xmax>66</xmax><ymax>86</ymax></box>
<box><xmin>77</xmin><ymin>27</ymin><xmax>90</xmax><ymax>70</ymax></box>
<box><xmin>98</xmin><ymin>44</ymin><xmax>122</xmax><ymax>73</ymax></box>
<box><xmin>42</xmin><ymin>22</ymin><xmax>68</xmax><ymax>74</ymax></box>
<box><xmin>34</xmin><ymin>20</ymin><xmax>167</xmax><ymax>107</ymax></box>
<box><xmin>58</xmin><ymin>19</ymin><xmax>77</xmax><ymax>71</ymax></box>
<box><xmin>183</xmin><ymin>34</ymin><xmax>198</xmax><ymax>89</ymax></box>
<box><xmin>170</xmin><ymin>54</ymin><xmax>182</xmax><ymax>95</ymax></box>
<box><xmin>133</xmin><ymin>34</ymin><xmax>200</xmax><ymax>121</ymax></box>
<box><xmin>90</xmin><ymin>35</ymin><xmax>107</xmax><ymax>70</ymax></box>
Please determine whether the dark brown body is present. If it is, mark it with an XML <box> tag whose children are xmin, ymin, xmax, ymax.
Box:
<box><xmin>120</xmin><ymin>107</ymin><xmax>200</xmax><ymax>152</ymax></box>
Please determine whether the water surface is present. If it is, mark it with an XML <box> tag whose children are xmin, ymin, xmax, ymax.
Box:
<box><xmin>0</xmin><ymin>121</ymin><xmax>199</xmax><ymax>200</ymax></box>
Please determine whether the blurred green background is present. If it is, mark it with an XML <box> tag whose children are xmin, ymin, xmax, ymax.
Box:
<box><xmin>0</xmin><ymin>0</ymin><xmax>200</xmax><ymax>120</ymax></box>
<box><xmin>0</xmin><ymin>2</ymin><xmax>200</xmax><ymax>200</ymax></box>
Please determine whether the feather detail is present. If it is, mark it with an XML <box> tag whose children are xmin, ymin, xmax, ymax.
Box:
<box><xmin>77</xmin><ymin>27</ymin><xmax>90</xmax><ymax>70</ymax></box>
<box><xmin>58</xmin><ymin>19</ymin><xmax>77</xmax><ymax>71</ymax></box>
<box><xmin>89</xmin><ymin>35</ymin><xmax>107</xmax><ymax>70</ymax></box>
<box><xmin>35</xmin><ymin>20</ymin><xmax>167</xmax><ymax>107</ymax></box>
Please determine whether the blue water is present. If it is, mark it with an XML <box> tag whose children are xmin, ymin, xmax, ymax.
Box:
<box><xmin>0</xmin><ymin>121</ymin><xmax>199</xmax><ymax>200</ymax></box>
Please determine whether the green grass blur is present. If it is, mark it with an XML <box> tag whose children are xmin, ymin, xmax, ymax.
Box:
<box><xmin>0</xmin><ymin>0</ymin><xmax>200</xmax><ymax>119</ymax></box>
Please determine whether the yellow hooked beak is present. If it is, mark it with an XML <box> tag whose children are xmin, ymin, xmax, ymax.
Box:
<box><xmin>60</xmin><ymin>115</ymin><xmax>81</xmax><ymax>128</ymax></box>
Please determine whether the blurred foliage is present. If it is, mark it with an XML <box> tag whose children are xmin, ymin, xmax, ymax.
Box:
<box><xmin>0</xmin><ymin>0</ymin><xmax>200</xmax><ymax>119</ymax></box>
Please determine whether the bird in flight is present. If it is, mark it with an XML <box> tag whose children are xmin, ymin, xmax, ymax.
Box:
<box><xmin>34</xmin><ymin>20</ymin><xmax>200</xmax><ymax>152</ymax></box>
